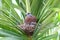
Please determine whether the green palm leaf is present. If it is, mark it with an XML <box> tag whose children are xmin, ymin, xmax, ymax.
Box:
<box><xmin>0</xmin><ymin>0</ymin><xmax>60</xmax><ymax>40</ymax></box>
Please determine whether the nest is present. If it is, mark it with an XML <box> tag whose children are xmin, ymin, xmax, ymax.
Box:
<box><xmin>20</xmin><ymin>23</ymin><xmax>35</xmax><ymax>35</ymax></box>
<box><xmin>19</xmin><ymin>13</ymin><xmax>37</xmax><ymax>36</ymax></box>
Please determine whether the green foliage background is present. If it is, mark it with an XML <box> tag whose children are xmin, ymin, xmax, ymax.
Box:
<box><xmin>0</xmin><ymin>0</ymin><xmax>60</xmax><ymax>40</ymax></box>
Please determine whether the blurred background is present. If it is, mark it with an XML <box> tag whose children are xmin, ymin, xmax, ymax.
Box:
<box><xmin>0</xmin><ymin>0</ymin><xmax>60</xmax><ymax>40</ymax></box>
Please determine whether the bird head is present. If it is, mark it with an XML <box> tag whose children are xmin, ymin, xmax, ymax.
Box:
<box><xmin>26</xmin><ymin>13</ymin><xmax>32</xmax><ymax>17</ymax></box>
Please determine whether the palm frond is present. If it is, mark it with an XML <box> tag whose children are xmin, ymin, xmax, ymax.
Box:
<box><xmin>0</xmin><ymin>0</ymin><xmax>60</xmax><ymax>40</ymax></box>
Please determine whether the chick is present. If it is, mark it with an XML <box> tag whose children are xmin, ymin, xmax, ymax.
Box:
<box><xmin>20</xmin><ymin>13</ymin><xmax>37</xmax><ymax>35</ymax></box>
<box><xmin>25</xmin><ymin>13</ymin><xmax>36</xmax><ymax>25</ymax></box>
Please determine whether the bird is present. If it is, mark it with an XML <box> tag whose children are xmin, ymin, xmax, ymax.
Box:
<box><xmin>19</xmin><ymin>13</ymin><xmax>37</xmax><ymax>35</ymax></box>
<box><xmin>24</xmin><ymin>13</ymin><xmax>37</xmax><ymax>25</ymax></box>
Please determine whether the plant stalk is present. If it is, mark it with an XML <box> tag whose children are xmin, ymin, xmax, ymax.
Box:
<box><xmin>26</xmin><ymin>0</ymin><xmax>31</xmax><ymax>13</ymax></box>
<box><xmin>28</xmin><ymin>35</ymin><xmax>32</xmax><ymax>40</ymax></box>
